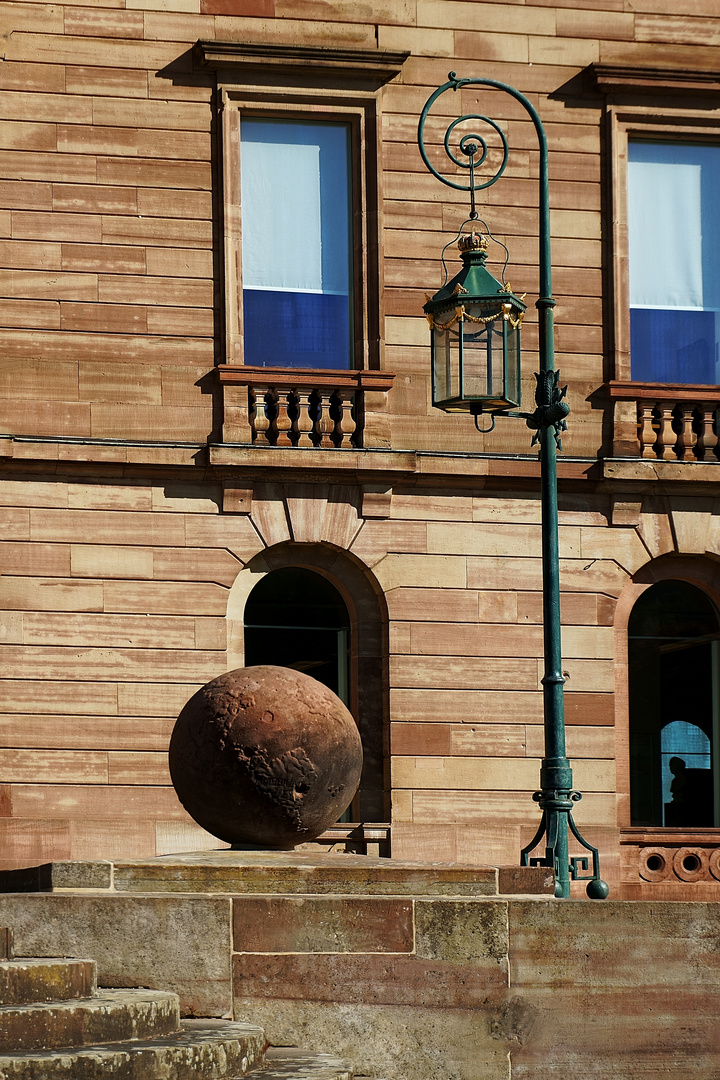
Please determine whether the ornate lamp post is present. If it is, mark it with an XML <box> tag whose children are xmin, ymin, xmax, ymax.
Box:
<box><xmin>418</xmin><ymin>73</ymin><xmax>609</xmax><ymax>900</ymax></box>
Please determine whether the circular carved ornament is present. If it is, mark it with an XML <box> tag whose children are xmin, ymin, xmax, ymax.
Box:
<box><xmin>169</xmin><ymin>665</ymin><xmax>363</xmax><ymax>849</ymax></box>
<box><xmin>638</xmin><ymin>847</ymin><xmax>673</xmax><ymax>882</ymax></box>
<box><xmin>673</xmin><ymin>846</ymin><xmax>710</xmax><ymax>883</ymax></box>
<box><xmin>709</xmin><ymin>848</ymin><xmax>720</xmax><ymax>882</ymax></box>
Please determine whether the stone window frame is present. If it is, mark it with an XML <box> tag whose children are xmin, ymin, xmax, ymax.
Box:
<box><xmin>613</xmin><ymin>552</ymin><xmax>720</xmax><ymax>889</ymax></box>
<box><xmin>195</xmin><ymin>41</ymin><xmax>408</xmax><ymax>374</ymax></box>
<box><xmin>594</xmin><ymin>66</ymin><xmax>720</xmax><ymax>385</ymax></box>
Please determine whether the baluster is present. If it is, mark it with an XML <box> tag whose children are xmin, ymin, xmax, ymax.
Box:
<box><xmin>316</xmin><ymin>390</ymin><xmax>335</xmax><ymax>448</ymax></box>
<box><xmin>330</xmin><ymin>390</ymin><xmax>356</xmax><ymax>448</ymax></box>
<box><xmin>248</xmin><ymin>386</ymin><xmax>258</xmax><ymax>443</ymax></box>
<box><xmin>697</xmin><ymin>403</ymin><xmax>720</xmax><ymax>461</ymax></box>
<box><xmin>286</xmin><ymin>389</ymin><xmax>301</xmax><ymax>447</ymax></box>
<box><xmin>252</xmin><ymin>386</ymin><xmax>273</xmax><ymax>445</ymax></box>
<box><xmin>639</xmin><ymin>402</ymin><xmax>658</xmax><ymax>458</ymax></box>
<box><xmin>294</xmin><ymin>388</ymin><xmax>315</xmax><ymax>447</ymax></box>
<box><xmin>657</xmin><ymin>403</ymin><xmax>676</xmax><ymax>460</ymax></box>
<box><xmin>264</xmin><ymin>389</ymin><xmax>280</xmax><ymax>445</ymax></box>
<box><xmin>274</xmin><ymin>390</ymin><xmax>293</xmax><ymax>446</ymax></box>
<box><xmin>673</xmin><ymin>403</ymin><xmax>695</xmax><ymax>461</ymax></box>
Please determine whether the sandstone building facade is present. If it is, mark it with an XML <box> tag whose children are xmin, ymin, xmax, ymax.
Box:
<box><xmin>1</xmin><ymin>0</ymin><xmax>720</xmax><ymax>899</ymax></box>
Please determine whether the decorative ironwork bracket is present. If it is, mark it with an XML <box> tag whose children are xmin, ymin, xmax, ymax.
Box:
<box><xmin>524</xmin><ymin>370</ymin><xmax>570</xmax><ymax>449</ymax></box>
<box><xmin>521</xmin><ymin>790</ymin><xmax>609</xmax><ymax>899</ymax></box>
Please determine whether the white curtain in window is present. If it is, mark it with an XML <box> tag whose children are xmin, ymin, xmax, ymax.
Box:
<box><xmin>628</xmin><ymin>160</ymin><xmax>703</xmax><ymax>310</ymax></box>
<box><xmin>241</xmin><ymin>137</ymin><xmax>323</xmax><ymax>293</ymax></box>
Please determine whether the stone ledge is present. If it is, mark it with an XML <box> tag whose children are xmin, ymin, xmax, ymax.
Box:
<box><xmin>0</xmin><ymin>851</ymin><xmax>553</xmax><ymax>898</ymax></box>
<box><xmin>0</xmin><ymin>862</ymin><xmax>113</xmax><ymax>894</ymax></box>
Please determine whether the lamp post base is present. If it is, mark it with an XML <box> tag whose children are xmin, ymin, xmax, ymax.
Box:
<box><xmin>520</xmin><ymin>788</ymin><xmax>609</xmax><ymax>899</ymax></box>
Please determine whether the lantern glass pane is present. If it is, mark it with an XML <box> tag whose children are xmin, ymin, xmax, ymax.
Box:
<box><xmin>462</xmin><ymin>318</ymin><xmax>493</xmax><ymax>399</ymax></box>
<box><xmin>505</xmin><ymin>322</ymin><xmax>520</xmax><ymax>405</ymax></box>
<box><xmin>432</xmin><ymin>310</ymin><xmax>460</xmax><ymax>405</ymax></box>
<box><xmin>462</xmin><ymin>311</ymin><xmax>521</xmax><ymax>407</ymax></box>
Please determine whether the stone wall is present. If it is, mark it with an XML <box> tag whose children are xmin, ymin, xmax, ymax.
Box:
<box><xmin>1</xmin><ymin>888</ymin><xmax>717</xmax><ymax>1078</ymax></box>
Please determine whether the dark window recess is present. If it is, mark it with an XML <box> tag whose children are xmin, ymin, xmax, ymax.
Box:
<box><xmin>628</xmin><ymin>580</ymin><xmax>720</xmax><ymax>827</ymax></box>
<box><xmin>244</xmin><ymin>567</ymin><xmax>352</xmax><ymax>822</ymax></box>
<box><xmin>244</xmin><ymin>567</ymin><xmax>350</xmax><ymax>703</ymax></box>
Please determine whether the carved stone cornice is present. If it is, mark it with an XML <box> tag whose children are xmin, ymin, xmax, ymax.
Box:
<box><xmin>195</xmin><ymin>40</ymin><xmax>409</xmax><ymax>89</ymax></box>
<box><xmin>590</xmin><ymin>62</ymin><xmax>720</xmax><ymax>96</ymax></box>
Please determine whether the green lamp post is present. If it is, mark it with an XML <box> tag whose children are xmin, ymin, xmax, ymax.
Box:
<box><xmin>418</xmin><ymin>73</ymin><xmax>609</xmax><ymax>900</ymax></box>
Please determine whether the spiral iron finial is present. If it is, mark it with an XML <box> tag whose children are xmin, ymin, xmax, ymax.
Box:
<box><xmin>417</xmin><ymin>72</ymin><xmax>510</xmax><ymax>194</ymax></box>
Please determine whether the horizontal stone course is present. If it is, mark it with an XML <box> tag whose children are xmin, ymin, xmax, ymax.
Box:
<box><xmin>233</xmin><ymin>951</ymin><xmax>506</xmax><ymax>1009</ymax></box>
<box><xmin>110</xmin><ymin>851</ymin><xmax>500</xmax><ymax>897</ymax></box>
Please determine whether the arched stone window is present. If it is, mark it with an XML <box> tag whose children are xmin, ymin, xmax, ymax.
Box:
<box><xmin>628</xmin><ymin>580</ymin><xmax>720</xmax><ymax>827</ymax></box>
<box><xmin>227</xmin><ymin>543</ymin><xmax>388</xmax><ymax>825</ymax></box>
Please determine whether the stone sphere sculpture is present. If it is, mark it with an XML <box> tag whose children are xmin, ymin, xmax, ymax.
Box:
<box><xmin>169</xmin><ymin>665</ymin><xmax>363</xmax><ymax>848</ymax></box>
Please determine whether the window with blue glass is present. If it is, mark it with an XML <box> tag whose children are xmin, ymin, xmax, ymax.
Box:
<box><xmin>240</xmin><ymin>118</ymin><xmax>354</xmax><ymax>370</ymax></box>
<box><xmin>628</xmin><ymin>141</ymin><xmax>720</xmax><ymax>384</ymax></box>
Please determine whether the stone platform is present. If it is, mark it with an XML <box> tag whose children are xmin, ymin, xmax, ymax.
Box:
<box><xmin>0</xmin><ymin>851</ymin><xmax>717</xmax><ymax>1080</ymax></box>
<box><xmin>0</xmin><ymin>849</ymin><xmax>553</xmax><ymax>897</ymax></box>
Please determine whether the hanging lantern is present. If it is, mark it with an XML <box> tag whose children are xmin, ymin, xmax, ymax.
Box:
<box><xmin>424</xmin><ymin>230</ymin><xmax>526</xmax><ymax>416</ymax></box>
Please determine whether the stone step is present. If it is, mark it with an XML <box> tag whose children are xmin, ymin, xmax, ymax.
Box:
<box><xmin>111</xmin><ymin>851</ymin><xmax>502</xmax><ymax>897</ymax></box>
<box><xmin>0</xmin><ymin>989</ymin><xmax>181</xmax><ymax>1053</ymax></box>
<box><xmin>0</xmin><ymin>1019</ymin><xmax>266</xmax><ymax>1079</ymax></box>
<box><xmin>263</xmin><ymin>1048</ymin><xmax>354</xmax><ymax>1079</ymax></box>
<box><xmin>0</xmin><ymin>958</ymin><xmax>96</xmax><ymax>1005</ymax></box>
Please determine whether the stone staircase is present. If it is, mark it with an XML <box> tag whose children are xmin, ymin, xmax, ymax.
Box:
<box><xmin>0</xmin><ymin>927</ymin><xmax>354</xmax><ymax>1080</ymax></box>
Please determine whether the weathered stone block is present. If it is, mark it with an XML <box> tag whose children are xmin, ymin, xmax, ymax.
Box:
<box><xmin>230</xmin><ymin>1000</ymin><xmax>511</xmax><ymax>1080</ymax></box>
<box><xmin>0</xmin><ymin>895</ymin><xmax>232</xmax><ymax>1017</ymax></box>
<box><xmin>111</xmin><ymin>850</ymin><xmax>499</xmax><ymax>896</ymax></box>
<box><xmin>414</xmin><ymin>898</ymin><xmax>508</xmax><ymax>968</ymax></box>
<box><xmin>233</xmin><ymin>896</ymin><xmax>413</xmax><ymax>954</ymax></box>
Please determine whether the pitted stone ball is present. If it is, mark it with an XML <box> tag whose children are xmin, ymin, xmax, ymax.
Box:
<box><xmin>169</xmin><ymin>665</ymin><xmax>363</xmax><ymax>849</ymax></box>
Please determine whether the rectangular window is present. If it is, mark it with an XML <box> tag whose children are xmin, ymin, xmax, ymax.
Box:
<box><xmin>628</xmin><ymin>141</ymin><xmax>720</xmax><ymax>384</ymax></box>
<box><xmin>198</xmin><ymin>41</ymin><xmax>408</xmax><ymax>381</ymax></box>
<box><xmin>240</xmin><ymin>118</ymin><xmax>354</xmax><ymax>370</ymax></box>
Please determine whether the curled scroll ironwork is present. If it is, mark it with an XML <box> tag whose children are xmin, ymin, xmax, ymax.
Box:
<box><xmin>418</xmin><ymin>72</ymin><xmax>510</xmax><ymax>194</ymax></box>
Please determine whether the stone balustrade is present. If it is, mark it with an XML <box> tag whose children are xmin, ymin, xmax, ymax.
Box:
<box><xmin>607</xmin><ymin>382</ymin><xmax>720</xmax><ymax>461</ymax></box>
<box><xmin>217</xmin><ymin>366</ymin><xmax>395</xmax><ymax>449</ymax></box>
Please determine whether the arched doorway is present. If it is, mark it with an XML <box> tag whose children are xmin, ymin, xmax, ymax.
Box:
<box><xmin>227</xmin><ymin>543</ymin><xmax>389</xmax><ymax>825</ymax></box>
<box><xmin>244</xmin><ymin>566</ymin><xmax>354</xmax><ymax>822</ymax></box>
<box><xmin>628</xmin><ymin>580</ymin><xmax>720</xmax><ymax>827</ymax></box>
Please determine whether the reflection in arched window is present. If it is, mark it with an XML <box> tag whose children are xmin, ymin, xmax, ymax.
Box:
<box><xmin>660</xmin><ymin>721</ymin><xmax>712</xmax><ymax>826</ymax></box>
<box><xmin>629</xmin><ymin>580</ymin><xmax>720</xmax><ymax>827</ymax></box>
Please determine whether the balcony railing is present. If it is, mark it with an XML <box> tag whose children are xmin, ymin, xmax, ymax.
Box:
<box><xmin>217</xmin><ymin>366</ymin><xmax>395</xmax><ymax>449</ymax></box>
<box><xmin>607</xmin><ymin>382</ymin><xmax>720</xmax><ymax>461</ymax></box>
